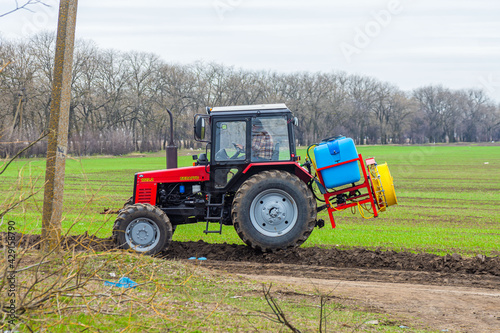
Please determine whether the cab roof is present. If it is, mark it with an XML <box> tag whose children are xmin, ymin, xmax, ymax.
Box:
<box><xmin>209</xmin><ymin>103</ymin><xmax>289</xmax><ymax>114</ymax></box>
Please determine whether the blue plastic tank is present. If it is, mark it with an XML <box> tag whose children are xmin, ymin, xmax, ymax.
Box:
<box><xmin>313</xmin><ymin>137</ymin><xmax>360</xmax><ymax>189</ymax></box>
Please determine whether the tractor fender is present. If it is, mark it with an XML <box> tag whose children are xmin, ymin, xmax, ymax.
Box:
<box><xmin>242</xmin><ymin>162</ymin><xmax>313</xmax><ymax>184</ymax></box>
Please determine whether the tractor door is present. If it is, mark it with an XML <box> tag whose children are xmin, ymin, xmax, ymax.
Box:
<box><xmin>210</xmin><ymin>119</ymin><xmax>248</xmax><ymax>190</ymax></box>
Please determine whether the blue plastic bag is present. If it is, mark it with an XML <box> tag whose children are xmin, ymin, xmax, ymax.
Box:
<box><xmin>104</xmin><ymin>277</ymin><xmax>138</xmax><ymax>288</ymax></box>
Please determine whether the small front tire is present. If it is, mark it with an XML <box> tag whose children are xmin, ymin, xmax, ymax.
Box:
<box><xmin>113</xmin><ymin>203</ymin><xmax>172</xmax><ymax>255</ymax></box>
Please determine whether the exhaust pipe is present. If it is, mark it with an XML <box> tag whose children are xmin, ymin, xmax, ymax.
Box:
<box><xmin>165</xmin><ymin>108</ymin><xmax>177</xmax><ymax>169</ymax></box>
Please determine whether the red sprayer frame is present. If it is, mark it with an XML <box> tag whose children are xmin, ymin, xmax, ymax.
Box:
<box><xmin>316</xmin><ymin>154</ymin><xmax>378</xmax><ymax>228</ymax></box>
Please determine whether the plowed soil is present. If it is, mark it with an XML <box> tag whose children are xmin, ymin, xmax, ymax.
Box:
<box><xmin>3</xmin><ymin>233</ymin><xmax>500</xmax><ymax>332</ymax></box>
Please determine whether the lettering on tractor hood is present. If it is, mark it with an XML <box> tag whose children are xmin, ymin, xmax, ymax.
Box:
<box><xmin>180</xmin><ymin>176</ymin><xmax>200</xmax><ymax>181</ymax></box>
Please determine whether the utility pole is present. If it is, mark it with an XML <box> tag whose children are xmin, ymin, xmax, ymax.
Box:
<box><xmin>41</xmin><ymin>0</ymin><xmax>78</xmax><ymax>251</ymax></box>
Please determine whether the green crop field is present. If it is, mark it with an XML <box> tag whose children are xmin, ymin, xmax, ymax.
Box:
<box><xmin>1</xmin><ymin>144</ymin><xmax>499</xmax><ymax>256</ymax></box>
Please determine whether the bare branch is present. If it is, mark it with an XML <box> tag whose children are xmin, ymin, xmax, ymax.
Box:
<box><xmin>0</xmin><ymin>0</ymin><xmax>50</xmax><ymax>18</ymax></box>
<box><xmin>0</xmin><ymin>60</ymin><xmax>12</xmax><ymax>73</ymax></box>
<box><xmin>260</xmin><ymin>284</ymin><xmax>302</xmax><ymax>333</ymax></box>
<box><xmin>0</xmin><ymin>130</ymin><xmax>49</xmax><ymax>176</ymax></box>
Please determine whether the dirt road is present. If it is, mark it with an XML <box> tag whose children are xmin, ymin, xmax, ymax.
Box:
<box><xmin>202</xmin><ymin>261</ymin><xmax>500</xmax><ymax>332</ymax></box>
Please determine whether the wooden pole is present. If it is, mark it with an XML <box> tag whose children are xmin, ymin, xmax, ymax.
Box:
<box><xmin>41</xmin><ymin>0</ymin><xmax>78</xmax><ymax>251</ymax></box>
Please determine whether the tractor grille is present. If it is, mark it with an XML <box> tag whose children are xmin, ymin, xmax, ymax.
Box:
<box><xmin>137</xmin><ymin>188</ymin><xmax>152</xmax><ymax>203</ymax></box>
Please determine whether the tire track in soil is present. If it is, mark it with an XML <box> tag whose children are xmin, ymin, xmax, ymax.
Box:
<box><xmin>2</xmin><ymin>233</ymin><xmax>499</xmax><ymax>287</ymax></box>
<box><xmin>162</xmin><ymin>240</ymin><xmax>500</xmax><ymax>288</ymax></box>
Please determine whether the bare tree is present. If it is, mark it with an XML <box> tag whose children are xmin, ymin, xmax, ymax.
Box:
<box><xmin>388</xmin><ymin>92</ymin><xmax>415</xmax><ymax>143</ymax></box>
<box><xmin>124</xmin><ymin>51</ymin><xmax>161</xmax><ymax>151</ymax></box>
<box><xmin>346</xmin><ymin>75</ymin><xmax>380</xmax><ymax>144</ymax></box>
<box><xmin>413</xmin><ymin>86</ymin><xmax>463</xmax><ymax>143</ymax></box>
<box><xmin>155</xmin><ymin>63</ymin><xmax>198</xmax><ymax>148</ymax></box>
<box><xmin>482</xmin><ymin>103</ymin><xmax>500</xmax><ymax>142</ymax></box>
<box><xmin>372</xmin><ymin>84</ymin><xmax>414</xmax><ymax>144</ymax></box>
<box><xmin>456</xmin><ymin>89</ymin><xmax>493</xmax><ymax>142</ymax></box>
<box><xmin>1</xmin><ymin>33</ymin><xmax>499</xmax><ymax>157</ymax></box>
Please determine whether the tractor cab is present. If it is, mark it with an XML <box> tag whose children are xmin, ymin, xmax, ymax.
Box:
<box><xmin>194</xmin><ymin>104</ymin><xmax>300</xmax><ymax>192</ymax></box>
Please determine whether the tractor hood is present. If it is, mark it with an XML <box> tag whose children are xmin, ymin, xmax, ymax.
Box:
<box><xmin>136</xmin><ymin>165</ymin><xmax>210</xmax><ymax>185</ymax></box>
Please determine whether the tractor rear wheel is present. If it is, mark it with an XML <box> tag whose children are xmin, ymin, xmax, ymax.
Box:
<box><xmin>113</xmin><ymin>203</ymin><xmax>172</xmax><ymax>255</ymax></box>
<box><xmin>232</xmin><ymin>170</ymin><xmax>316</xmax><ymax>252</ymax></box>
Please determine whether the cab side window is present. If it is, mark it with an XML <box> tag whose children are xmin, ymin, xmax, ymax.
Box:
<box><xmin>214</xmin><ymin>121</ymin><xmax>246</xmax><ymax>161</ymax></box>
<box><xmin>251</xmin><ymin>116</ymin><xmax>290</xmax><ymax>162</ymax></box>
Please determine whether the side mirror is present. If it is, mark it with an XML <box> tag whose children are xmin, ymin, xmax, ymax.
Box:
<box><xmin>293</xmin><ymin>117</ymin><xmax>299</xmax><ymax>127</ymax></box>
<box><xmin>194</xmin><ymin>115</ymin><xmax>206</xmax><ymax>140</ymax></box>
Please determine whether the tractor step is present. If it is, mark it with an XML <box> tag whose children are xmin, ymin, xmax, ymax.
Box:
<box><xmin>203</xmin><ymin>194</ymin><xmax>225</xmax><ymax>234</ymax></box>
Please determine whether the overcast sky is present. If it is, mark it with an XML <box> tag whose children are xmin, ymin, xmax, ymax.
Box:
<box><xmin>1</xmin><ymin>0</ymin><xmax>500</xmax><ymax>102</ymax></box>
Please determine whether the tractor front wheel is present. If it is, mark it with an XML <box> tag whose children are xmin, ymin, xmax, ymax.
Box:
<box><xmin>232</xmin><ymin>170</ymin><xmax>316</xmax><ymax>252</ymax></box>
<box><xmin>113</xmin><ymin>203</ymin><xmax>172</xmax><ymax>255</ymax></box>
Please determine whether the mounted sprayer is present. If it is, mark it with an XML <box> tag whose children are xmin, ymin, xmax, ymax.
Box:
<box><xmin>304</xmin><ymin>136</ymin><xmax>398</xmax><ymax>227</ymax></box>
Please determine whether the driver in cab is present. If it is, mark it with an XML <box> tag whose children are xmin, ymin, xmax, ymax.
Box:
<box><xmin>235</xmin><ymin>118</ymin><xmax>273</xmax><ymax>161</ymax></box>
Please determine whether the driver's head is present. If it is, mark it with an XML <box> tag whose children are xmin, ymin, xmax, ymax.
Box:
<box><xmin>252</xmin><ymin>118</ymin><xmax>264</xmax><ymax>131</ymax></box>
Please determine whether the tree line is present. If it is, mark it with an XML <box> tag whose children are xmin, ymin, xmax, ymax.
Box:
<box><xmin>1</xmin><ymin>32</ymin><xmax>499</xmax><ymax>157</ymax></box>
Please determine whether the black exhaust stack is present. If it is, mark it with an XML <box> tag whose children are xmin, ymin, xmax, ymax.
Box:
<box><xmin>165</xmin><ymin>108</ymin><xmax>177</xmax><ymax>169</ymax></box>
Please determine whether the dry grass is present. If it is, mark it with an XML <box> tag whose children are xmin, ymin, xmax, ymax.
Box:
<box><xmin>0</xmin><ymin>240</ymin><xmax>425</xmax><ymax>332</ymax></box>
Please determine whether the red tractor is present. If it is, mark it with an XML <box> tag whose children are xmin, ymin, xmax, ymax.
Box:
<box><xmin>113</xmin><ymin>104</ymin><xmax>397</xmax><ymax>254</ymax></box>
